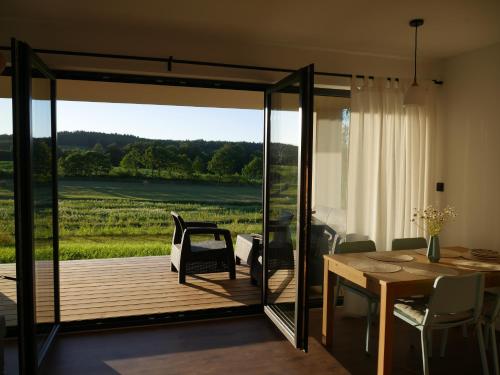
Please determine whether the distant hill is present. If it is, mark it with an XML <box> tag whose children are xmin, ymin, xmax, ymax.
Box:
<box><xmin>55</xmin><ymin>131</ymin><xmax>263</xmax><ymax>159</ymax></box>
<box><xmin>0</xmin><ymin>131</ymin><xmax>266</xmax><ymax>162</ymax></box>
<box><xmin>0</xmin><ymin>132</ymin><xmax>302</xmax><ymax>168</ymax></box>
<box><xmin>0</xmin><ymin>131</ymin><xmax>263</xmax><ymax>150</ymax></box>
<box><xmin>58</xmin><ymin>131</ymin><xmax>141</xmax><ymax>149</ymax></box>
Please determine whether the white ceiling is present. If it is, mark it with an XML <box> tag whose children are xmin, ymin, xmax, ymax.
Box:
<box><xmin>1</xmin><ymin>0</ymin><xmax>499</xmax><ymax>61</ymax></box>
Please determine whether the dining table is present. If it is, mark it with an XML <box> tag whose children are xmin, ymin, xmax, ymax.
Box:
<box><xmin>322</xmin><ymin>246</ymin><xmax>500</xmax><ymax>375</ymax></box>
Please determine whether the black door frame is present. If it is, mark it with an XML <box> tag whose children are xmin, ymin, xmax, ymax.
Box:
<box><xmin>12</xmin><ymin>38</ymin><xmax>60</xmax><ymax>374</ymax></box>
<box><xmin>262</xmin><ymin>64</ymin><xmax>314</xmax><ymax>351</ymax></box>
<box><xmin>3</xmin><ymin>53</ymin><xmax>348</xmax><ymax>336</ymax></box>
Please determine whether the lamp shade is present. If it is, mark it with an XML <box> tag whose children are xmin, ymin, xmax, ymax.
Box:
<box><xmin>0</xmin><ymin>53</ymin><xmax>5</xmax><ymax>75</ymax></box>
<box><xmin>403</xmin><ymin>82</ymin><xmax>426</xmax><ymax>106</ymax></box>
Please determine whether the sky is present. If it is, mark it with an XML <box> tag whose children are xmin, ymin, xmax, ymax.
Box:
<box><xmin>1</xmin><ymin>98</ymin><xmax>299</xmax><ymax>145</ymax></box>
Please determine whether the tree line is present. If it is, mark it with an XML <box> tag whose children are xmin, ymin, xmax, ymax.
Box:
<box><xmin>0</xmin><ymin>131</ymin><xmax>299</xmax><ymax>182</ymax></box>
<box><xmin>56</xmin><ymin>132</ymin><xmax>264</xmax><ymax>181</ymax></box>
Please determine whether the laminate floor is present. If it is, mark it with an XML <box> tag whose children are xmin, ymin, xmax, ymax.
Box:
<box><xmin>39</xmin><ymin>309</ymin><xmax>498</xmax><ymax>375</ymax></box>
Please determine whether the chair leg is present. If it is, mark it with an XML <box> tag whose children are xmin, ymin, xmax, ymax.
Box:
<box><xmin>235</xmin><ymin>256</ymin><xmax>241</xmax><ymax>265</ymax></box>
<box><xmin>427</xmin><ymin>330</ymin><xmax>433</xmax><ymax>358</ymax></box>
<box><xmin>440</xmin><ymin>328</ymin><xmax>449</xmax><ymax>358</ymax></box>
<box><xmin>227</xmin><ymin>251</ymin><xmax>236</xmax><ymax>280</ymax></box>
<box><xmin>463</xmin><ymin>324</ymin><xmax>469</xmax><ymax>338</ymax></box>
<box><xmin>170</xmin><ymin>262</ymin><xmax>177</xmax><ymax>272</ymax></box>
<box><xmin>490</xmin><ymin>324</ymin><xmax>499</xmax><ymax>375</ymax></box>
<box><xmin>476</xmin><ymin>323</ymin><xmax>490</xmax><ymax>375</ymax></box>
<box><xmin>365</xmin><ymin>300</ymin><xmax>372</xmax><ymax>355</ymax></box>
<box><xmin>486</xmin><ymin>323</ymin><xmax>491</xmax><ymax>351</ymax></box>
<box><xmin>335</xmin><ymin>283</ymin><xmax>341</xmax><ymax>307</ymax></box>
<box><xmin>421</xmin><ymin>329</ymin><xmax>430</xmax><ymax>375</ymax></box>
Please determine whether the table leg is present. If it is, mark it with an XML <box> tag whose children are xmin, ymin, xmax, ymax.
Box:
<box><xmin>322</xmin><ymin>261</ymin><xmax>336</xmax><ymax>347</ymax></box>
<box><xmin>378</xmin><ymin>282</ymin><xmax>396</xmax><ymax>375</ymax></box>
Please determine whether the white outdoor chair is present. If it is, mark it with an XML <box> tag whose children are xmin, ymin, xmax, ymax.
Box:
<box><xmin>394</xmin><ymin>273</ymin><xmax>489</xmax><ymax>375</ymax></box>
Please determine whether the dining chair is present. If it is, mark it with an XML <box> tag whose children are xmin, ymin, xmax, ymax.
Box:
<box><xmin>334</xmin><ymin>240</ymin><xmax>377</xmax><ymax>354</ymax></box>
<box><xmin>392</xmin><ymin>237</ymin><xmax>428</xmax><ymax>251</ymax></box>
<box><xmin>394</xmin><ymin>273</ymin><xmax>489</xmax><ymax>375</ymax></box>
<box><xmin>483</xmin><ymin>288</ymin><xmax>500</xmax><ymax>375</ymax></box>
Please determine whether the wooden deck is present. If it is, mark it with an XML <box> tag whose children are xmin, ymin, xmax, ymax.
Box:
<box><xmin>0</xmin><ymin>256</ymin><xmax>295</xmax><ymax>326</ymax></box>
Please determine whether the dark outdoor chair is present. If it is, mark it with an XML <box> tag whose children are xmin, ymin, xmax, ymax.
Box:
<box><xmin>170</xmin><ymin>211</ymin><xmax>236</xmax><ymax>284</ymax></box>
<box><xmin>334</xmin><ymin>240</ymin><xmax>378</xmax><ymax>354</ymax></box>
<box><xmin>247</xmin><ymin>212</ymin><xmax>295</xmax><ymax>286</ymax></box>
<box><xmin>267</xmin><ymin>212</ymin><xmax>295</xmax><ymax>272</ymax></box>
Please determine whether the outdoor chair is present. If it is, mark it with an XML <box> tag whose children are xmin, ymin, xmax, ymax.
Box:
<box><xmin>394</xmin><ymin>273</ymin><xmax>488</xmax><ymax>375</ymax></box>
<box><xmin>392</xmin><ymin>237</ymin><xmax>428</xmax><ymax>251</ymax></box>
<box><xmin>170</xmin><ymin>211</ymin><xmax>236</xmax><ymax>284</ymax></box>
<box><xmin>249</xmin><ymin>212</ymin><xmax>295</xmax><ymax>286</ymax></box>
<box><xmin>333</xmin><ymin>240</ymin><xmax>378</xmax><ymax>354</ymax></box>
<box><xmin>267</xmin><ymin>211</ymin><xmax>295</xmax><ymax>272</ymax></box>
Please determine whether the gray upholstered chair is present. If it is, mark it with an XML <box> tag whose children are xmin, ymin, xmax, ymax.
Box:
<box><xmin>392</xmin><ymin>237</ymin><xmax>428</xmax><ymax>251</ymax></box>
<box><xmin>170</xmin><ymin>211</ymin><xmax>236</xmax><ymax>284</ymax></box>
<box><xmin>483</xmin><ymin>288</ymin><xmax>500</xmax><ymax>375</ymax></box>
<box><xmin>394</xmin><ymin>273</ymin><xmax>488</xmax><ymax>375</ymax></box>
<box><xmin>334</xmin><ymin>240</ymin><xmax>378</xmax><ymax>354</ymax></box>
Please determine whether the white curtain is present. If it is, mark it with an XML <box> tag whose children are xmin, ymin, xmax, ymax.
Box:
<box><xmin>346</xmin><ymin>77</ymin><xmax>438</xmax><ymax>251</ymax></box>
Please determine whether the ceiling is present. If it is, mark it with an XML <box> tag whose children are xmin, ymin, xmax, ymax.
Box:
<box><xmin>1</xmin><ymin>0</ymin><xmax>499</xmax><ymax>61</ymax></box>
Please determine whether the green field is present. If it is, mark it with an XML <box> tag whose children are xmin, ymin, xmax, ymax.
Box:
<box><xmin>0</xmin><ymin>178</ymin><xmax>262</xmax><ymax>262</ymax></box>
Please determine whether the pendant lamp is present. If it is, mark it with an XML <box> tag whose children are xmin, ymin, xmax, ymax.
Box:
<box><xmin>404</xmin><ymin>19</ymin><xmax>426</xmax><ymax>106</ymax></box>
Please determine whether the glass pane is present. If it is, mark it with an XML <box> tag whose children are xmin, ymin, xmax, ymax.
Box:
<box><xmin>265</xmin><ymin>90</ymin><xmax>300</xmax><ymax>331</ymax></box>
<box><xmin>309</xmin><ymin>95</ymin><xmax>350</xmax><ymax>300</ymax></box>
<box><xmin>31</xmin><ymin>74</ymin><xmax>55</xmax><ymax>349</ymax></box>
<box><xmin>0</xmin><ymin>76</ymin><xmax>19</xmax><ymax>374</ymax></box>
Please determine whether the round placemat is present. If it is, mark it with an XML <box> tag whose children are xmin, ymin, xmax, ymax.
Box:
<box><xmin>365</xmin><ymin>253</ymin><xmax>414</xmax><ymax>262</ymax></box>
<box><xmin>403</xmin><ymin>263</ymin><xmax>459</xmax><ymax>277</ymax></box>
<box><xmin>414</xmin><ymin>248</ymin><xmax>462</xmax><ymax>258</ymax></box>
<box><xmin>462</xmin><ymin>252</ymin><xmax>500</xmax><ymax>263</ymax></box>
<box><xmin>471</xmin><ymin>248</ymin><xmax>500</xmax><ymax>258</ymax></box>
<box><xmin>448</xmin><ymin>259</ymin><xmax>500</xmax><ymax>272</ymax></box>
<box><xmin>348</xmin><ymin>260</ymin><xmax>402</xmax><ymax>273</ymax></box>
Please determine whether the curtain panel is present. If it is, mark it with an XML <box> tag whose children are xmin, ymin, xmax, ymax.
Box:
<box><xmin>346</xmin><ymin>77</ymin><xmax>438</xmax><ymax>251</ymax></box>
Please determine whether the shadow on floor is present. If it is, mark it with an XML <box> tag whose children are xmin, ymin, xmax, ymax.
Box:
<box><xmin>40</xmin><ymin>308</ymin><xmax>498</xmax><ymax>375</ymax></box>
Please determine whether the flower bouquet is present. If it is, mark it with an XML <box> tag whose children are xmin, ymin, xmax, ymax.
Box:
<box><xmin>412</xmin><ymin>205</ymin><xmax>457</xmax><ymax>262</ymax></box>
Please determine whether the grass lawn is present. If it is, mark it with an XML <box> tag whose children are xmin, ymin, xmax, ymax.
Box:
<box><xmin>0</xmin><ymin>178</ymin><xmax>262</xmax><ymax>262</ymax></box>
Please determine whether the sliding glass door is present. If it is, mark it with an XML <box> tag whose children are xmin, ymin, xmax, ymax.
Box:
<box><xmin>263</xmin><ymin>65</ymin><xmax>314</xmax><ymax>350</ymax></box>
<box><xmin>12</xmin><ymin>39</ymin><xmax>59</xmax><ymax>373</ymax></box>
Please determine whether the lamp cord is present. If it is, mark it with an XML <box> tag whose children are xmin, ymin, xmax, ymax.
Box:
<box><xmin>413</xmin><ymin>25</ymin><xmax>418</xmax><ymax>84</ymax></box>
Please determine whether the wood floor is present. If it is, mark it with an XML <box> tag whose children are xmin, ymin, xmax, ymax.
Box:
<box><xmin>0</xmin><ymin>256</ymin><xmax>295</xmax><ymax>325</ymax></box>
<box><xmin>34</xmin><ymin>309</ymin><xmax>498</xmax><ymax>375</ymax></box>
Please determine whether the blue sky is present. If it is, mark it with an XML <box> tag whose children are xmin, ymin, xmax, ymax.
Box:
<box><xmin>58</xmin><ymin>101</ymin><xmax>264</xmax><ymax>143</ymax></box>
<box><xmin>1</xmin><ymin>99</ymin><xmax>264</xmax><ymax>142</ymax></box>
<box><xmin>1</xmin><ymin>99</ymin><xmax>300</xmax><ymax>145</ymax></box>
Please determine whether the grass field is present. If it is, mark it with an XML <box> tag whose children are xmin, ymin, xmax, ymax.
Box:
<box><xmin>0</xmin><ymin>178</ymin><xmax>262</xmax><ymax>262</ymax></box>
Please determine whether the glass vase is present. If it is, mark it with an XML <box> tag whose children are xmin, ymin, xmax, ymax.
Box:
<box><xmin>427</xmin><ymin>235</ymin><xmax>441</xmax><ymax>263</ymax></box>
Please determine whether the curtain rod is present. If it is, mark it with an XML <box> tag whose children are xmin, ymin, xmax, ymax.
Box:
<box><xmin>0</xmin><ymin>45</ymin><xmax>443</xmax><ymax>84</ymax></box>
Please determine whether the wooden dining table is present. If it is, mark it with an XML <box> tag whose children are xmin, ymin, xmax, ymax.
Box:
<box><xmin>322</xmin><ymin>247</ymin><xmax>500</xmax><ymax>375</ymax></box>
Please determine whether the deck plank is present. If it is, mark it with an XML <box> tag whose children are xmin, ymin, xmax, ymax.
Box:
<box><xmin>0</xmin><ymin>256</ymin><xmax>294</xmax><ymax>326</ymax></box>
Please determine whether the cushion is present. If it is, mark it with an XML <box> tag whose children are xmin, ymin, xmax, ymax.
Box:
<box><xmin>395</xmin><ymin>297</ymin><xmax>472</xmax><ymax>325</ymax></box>
<box><xmin>191</xmin><ymin>240</ymin><xmax>227</xmax><ymax>252</ymax></box>
<box><xmin>394</xmin><ymin>297</ymin><xmax>429</xmax><ymax>324</ymax></box>
<box><xmin>171</xmin><ymin>240</ymin><xmax>227</xmax><ymax>253</ymax></box>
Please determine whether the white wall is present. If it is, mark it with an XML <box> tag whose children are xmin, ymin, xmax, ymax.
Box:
<box><xmin>440</xmin><ymin>42</ymin><xmax>500</xmax><ymax>251</ymax></box>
